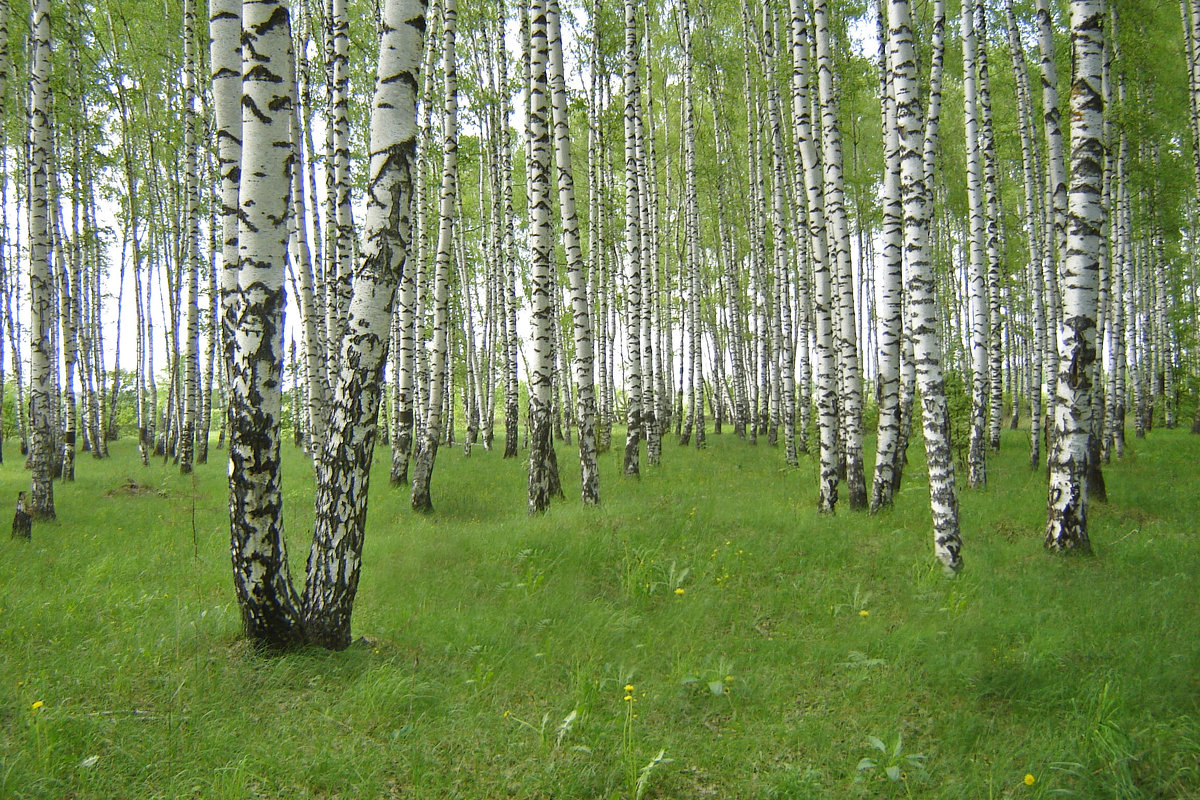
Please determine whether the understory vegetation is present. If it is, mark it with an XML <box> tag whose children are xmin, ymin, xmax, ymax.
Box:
<box><xmin>1</xmin><ymin>424</ymin><xmax>1197</xmax><ymax>799</ymax></box>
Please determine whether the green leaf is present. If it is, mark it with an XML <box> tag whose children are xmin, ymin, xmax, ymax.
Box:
<box><xmin>708</xmin><ymin>680</ymin><xmax>725</xmax><ymax>696</ymax></box>
<box><xmin>867</xmin><ymin>735</ymin><xmax>887</xmax><ymax>753</ymax></box>
<box><xmin>857</xmin><ymin>758</ymin><xmax>877</xmax><ymax>771</ymax></box>
<box><xmin>885</xmin><ymin>765</ymin><xmax>901</xmax><ymax>782</ymax></box>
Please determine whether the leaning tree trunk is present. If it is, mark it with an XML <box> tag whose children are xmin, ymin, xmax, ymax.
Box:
<box><xmin>301</xmin><ymin>0</ymin><xmax>426</xmax><ymax>649</ymax></box>
<box><xmin>227</xmin><ymin>0</ymin><xmax>303</xmax><ymax>647</ymax></box>
<box><xmin>1045</xmin><ymin>0</ymin><xmax>1104</xmax><ymax>554</ymax></box>
<box><xmin>28</xmin><ymin>0</ymin><xmax>56</xmax><ymax>519</ymax></box>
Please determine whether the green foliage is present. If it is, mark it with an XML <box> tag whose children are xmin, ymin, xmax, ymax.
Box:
<box><xmin>1</xmin><ymin>424</ymin><xmax>1199</xmax><ymax>798</ymax></box>
<box><xmin>855</xmin><ymin>732</ymin><xmax>926</xmax><ymax>793</ymax></box>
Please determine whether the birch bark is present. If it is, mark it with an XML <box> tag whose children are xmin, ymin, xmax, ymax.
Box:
<box><xmin>1045</xmin><ymin>0</ymin><xmax>1104</xmax><ymax>554</ymax></box>
<box><xmin>889</xmin><ymin>0</ymin><xmax>963</xmax><ymax>573</ymax></box>
<box><xmin>301</xmin><ymin>0</ymin><xmax>426</xmax><ymax>648</ymax></box>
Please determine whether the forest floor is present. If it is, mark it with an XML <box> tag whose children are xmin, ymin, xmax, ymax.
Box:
<box><xmin>1</xmin><ymin>421</ymin><xmax>1198</xmax><ymax>799</ymax></box>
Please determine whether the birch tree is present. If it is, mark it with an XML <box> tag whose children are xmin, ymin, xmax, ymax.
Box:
<box><xmin>889</xmin><ymin>0</ymin><xmax>963</xmax><ymax>573</ymax></box>
<box><xmin>962</xmin><ymin>1</ymin><xmax>989</xmax><ymax>488</ymax></box>
<box><xmin>1045</xmin><ymin>0</ymin><xmax>1105</xmax><ymax>553</ymax></box>
<box><xmin>1005</xmin><ymin>0</ymin><xmax>1047</xmax><ymax>471</ymax></box>
<box><xmin>411</xmin><ymin>0</ymin><xmax>458</xmax><ymax>513</ymax></box>
<box><xmin>871</xmin><ymin>0</ymin><xmax>903</xmax><ymax>511</ymax></box>
<box><xmin>1038</xmin><ymin>0</ymin><xmax>1067</xmax><ymax>433</ymax></box>
<box><xmin>179</xmin><ymin>0</ymin><xmax>201</xmax><ymax>474</ymax></box>
<box><xmin>792</xmin><ymin>0</ymin><xmax>838</xmax><ymax>513</ymax></box>
<box><xmin>622</xmin><ymin>0</ymin><xmax>643</xmax><ymax>478</ymax></box>
<box><xmin>301</xmin><ymin>0</ymin><xmax>427</xmax><ymax>649</ymax></box>
<box><xmin>815</xmin><ymin>0</ymin><xmax>866</xmax><ymax>509</ymax></box>
<box><xmin>548</xmin><ymin>0</ymin><xmax>598</xmax><ymax>504</ymax></box>
<box><xmin>527</xmin><ymin>0</ymin><xmax>556</xmax><ymax>513</ymax></box>
<box><xmin>28</xmin><ymin>0</ymin><xmax>56</xmax><ymax>519</ymax></box>
<box><xmin>227</xmin><ymin>0</ymin><xmax>303</xmax><ymax>645</ymax></box>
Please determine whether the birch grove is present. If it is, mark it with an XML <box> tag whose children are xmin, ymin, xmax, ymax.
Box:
<box><xmin>3</xmin><ymin>0</ymin><xmax>1200</xmax><ymax>649</ymax></box>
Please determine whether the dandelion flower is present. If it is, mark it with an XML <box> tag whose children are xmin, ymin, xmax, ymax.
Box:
<box><xmin>31</xmin><ymin>700</ymin><xmax>43</xmax><ymax>711</ymax></box>
<box><xmin>1024</xmin><ymin>774</ymin><xmax>1036</xmax><ymax>786</ymax></box>
<box><xmin>674</xmin><ymin>587</ymin><xmax>685</xmax><ymax>596</ymax></box>
<box><xmin>624</xmin><ymin>684</ymin><xmax>635</xmax><ymax>692</ymax></box>
<box><xmin>503</xmin><ymin>710</ymin><xmax>510</xmax><ymax>718</ymax></box>
<box><xmin>623</xmin><ymin>694</ymin><xmax>633</xmax><ymax>702</ymax></box>
<box><xmin>859</xmin><ymin>609</ymin><xmax>870</xmax><ymax>617</ymax></box>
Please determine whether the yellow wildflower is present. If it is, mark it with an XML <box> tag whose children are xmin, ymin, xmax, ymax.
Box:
<box><xmin>674</xmin><ymin>587</ymin><xmax>685</xmax><ymax>595</ymax></box>
<box><xmin>31</xmin><ymin>700</ymin><xmax>44</xmax><ymax>711</ymax></box>
<box><xmin>1024</xmin><ymin>774</ymin><xmax>1036</xmax><ymax>786</ymax></box>
<box><xmin>624</xmin><ymin>684</ymin><xmax>634</xmax><ymax>692</ymax></box>
<box><xmin>859</xmin><ymin>609</ymin><xmax>870</xmax><ymax>617</ymax></box>
<box><xmin>623</xmin><ymin>694</ymin><xmax>633</xmax><ymax>702</ymax></box>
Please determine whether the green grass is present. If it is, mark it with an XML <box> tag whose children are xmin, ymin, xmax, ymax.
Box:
<box><xmin>1</xmin><ymin>424</ymin><xmax>1198</xmax><ymax>799</ymax></box>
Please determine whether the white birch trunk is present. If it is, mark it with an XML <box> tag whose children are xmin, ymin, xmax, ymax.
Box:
<box><xmin>976</xmin><ymin>2</ymin><xmax>1005</xmax><ymax>453</ymax></box>
<box><xmin>411</xmin><ymin>0</ymin><xmax>457</xmax><ymax>512</ymax></box>
<box><xmin>528</xmin><ymin>0</ymin><xmax>556</xmax><ymax>513</ymax></box>
<box><xmin>228</xmin><ymin>0</ymin><xmax>303</xmax><ymax>646</ymax></box>
<box><xmin>815</xmin><ymin>0</ymin><xmax>866</xmax><ymax>509</ymax></box>
<box><xmin>301</xmin><ymin>0</ymin><xmax>426</xmax><ymax>649</ymax></box>
<box><xmin>1038</xmin><ymin>0</ymin><xmax>1067</xmax><ymax>435</ymax></box>
<box><xmin>622</xmin><ymin>0</ymin><xmax>643</xmax><ymax>477</ymax></box>
<box><xmin>547</xmin><ymin>0</ymin><xmax>599</xmax><ymax>504</ymax></box>
<box><xmin>1005</xmin><ymin>0</ymin><xmax>1047</xmax><ymax>471</ymax></box>
<box><xmin>871</xmin><ymin>1</ymin><xmax>903</xmax><ymax>512</ymax></box>
<box><xmin>889</xmin><ymin>0</ymin><xmax>963</xmax><ymax>573</ymax></box>
<box><xmin>180</xmin><ymin>0</ymin><xmax>201</xmax><ymax>474</ymax></box>
<box><xmin>28</xmin><ymin>0</ymin><xmax>55</xmax><ymax>518</ymax></box>
<box><xmin>791</xmin><ymin>0</ymin><xmax>839</xmax><ymax>512</ymax></box>
<box><xmin>1045</xmin><ymin>0</ymin><xmax>1104</xmax><ymax>553</ymax></box>
<box><xmin>962</xmin><ymin>2</ymin><xmax>989</xmax><ymax>488</ymax></box>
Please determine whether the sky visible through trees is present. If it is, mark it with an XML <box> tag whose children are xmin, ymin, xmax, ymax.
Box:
<box><xmin>0</xmin><ymin>0</ymin><xmax>1198</xmax><ymax>646</ymax></box>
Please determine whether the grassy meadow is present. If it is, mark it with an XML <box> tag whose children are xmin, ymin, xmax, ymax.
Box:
<box><xmin>0</xmin><ymin>422</ymin><xmax>1198</xmax><ymax>798</ymax></box>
